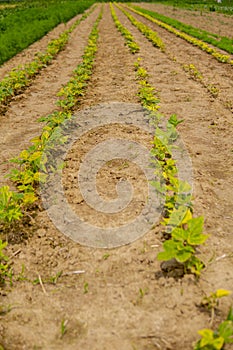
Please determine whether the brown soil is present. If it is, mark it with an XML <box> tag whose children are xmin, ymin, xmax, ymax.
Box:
<box><xmin>1</xmin><ymin>3</ymin><xmax>233</xmax><ymax>350</ymax></box>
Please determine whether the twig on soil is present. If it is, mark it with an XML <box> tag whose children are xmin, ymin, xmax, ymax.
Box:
<box><xmin>38</xmin><ymin>274</ymin><xmax>48</xmax><ymax>295</ymax></box>
<box><xmin>63</xmin><ymin>270</ymin><xmax>85</xmax><ymax>276</ymax></box>
<box><xmin>9</xmin><ymin>249</ymin><xmax>21</xmax><ymax>260</ymax></box>
<box><xmin>216</xmin><ymin>254</ymin><xmax>227</xmax><ymax>261</ymax></box>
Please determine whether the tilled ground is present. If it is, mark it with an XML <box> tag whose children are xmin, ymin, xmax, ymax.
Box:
<box><xmin>0</xmin><ymin>3</ymin><xmax>233</xmax><ymax>350</ymax></box>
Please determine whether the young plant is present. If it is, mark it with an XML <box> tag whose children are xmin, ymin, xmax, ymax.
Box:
<box><xmin>201</xmin><ymin>289</ymin><xmax>231</xmax><ymax>325</ymax></box>
<box><xmin>60</xmin><ymin>319</ymin><xmax>68</xmax><ymax>339</ymax></box>
<box><xmin>84</xmin><ymin>282</ymin><xmax>89</xmax><ymax>294</ymax></box>
<box><xmin>194</xmin><ymin>307</ymin><xmax>233</xmax><ymax>350</ymax></box>
<box><xmin>157</xmin><ymin>215</ymin><xmax>208</xmax><ymax>276</ymax></box>
<box><xmin>0</xmin><ymin>186</ymin><xmax>23</xmax><ymax>224</ymax></box>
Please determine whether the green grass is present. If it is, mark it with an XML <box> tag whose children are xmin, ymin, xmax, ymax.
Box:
<box><xmin>0</xmin><ymin>0</ymin><xmax>95</xmax><ymax>66</ymax></box>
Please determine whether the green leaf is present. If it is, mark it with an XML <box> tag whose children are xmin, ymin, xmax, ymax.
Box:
<box><xmin>188</xmin><ymin>216</ymin><xmax>204</xmax><ymax>235</ymax></box>
<box><xmin>218</xmin><ymin>320</ymin><xmax>233</xmax><ymax>343</ymax></box>
<box><xmin>186</xmin><ymin>217</ymin><xmax>208</xmax><ymax>245</ymax></box>
<box><xmin>168</xmin><ymin>114</ymin><xmax>184</xmax><ymax>127</ymax></box>
<box><xmin>198</xmin><ymin>329</ymin><xmax>214</xmax><ymax>345</ymax></box>
<box><xmin>198</xmin><ymin>329</ymin><xmax>224</xmax><ymax>349</ymax></box>
<box><xmin>167</xmin><ymin>205</ymin><xmax>189</xmax><ymax>227</ymax></box>
<box><xmin>215</xmin><ymin>289</ymin><xmax>231</xmax><ymax>298</ymax></box>
<box><xmin>178</xmin><ymin>180</ymin><xmax>191</xmax><ymax>193</ymax></box>
<box><xmin>171</xmin><ymin>227</ymin><xmax>188</xmax><ymax>242</ymax></box>
<box><xmin>175</xmin><ymin>244</ymin><xmax>194</xmax><ymax>263</ymax></box>
<box><xmin>227</xmin><ymin>307</ymin><xmax>233</xmax><ymax>322</ymax></box>
<box><xmin>157</xmin><ymin>240</ymin><xmax>177</xmax><ymax>261</ymax></box>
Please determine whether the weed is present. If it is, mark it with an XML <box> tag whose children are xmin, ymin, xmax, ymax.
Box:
<box><xmin>102</xmin><ymin>253</ymin><xmax>110</xmax><ymax>260</ymax></box>
<box><xmin>60</xmin><ymin>319</ymin><xmax>68</xmax><ymax>338</ymax></box>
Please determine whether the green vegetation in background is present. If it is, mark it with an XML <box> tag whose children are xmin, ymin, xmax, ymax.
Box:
<box><xmin>132</xmin><ymin>6</ymin><xmax>233</xmax><ymax>54</ymax></box>
<box><xmin>0</xmin><ymin>0</ymin><xmax>95</xmax><ymax>66</ymax></box>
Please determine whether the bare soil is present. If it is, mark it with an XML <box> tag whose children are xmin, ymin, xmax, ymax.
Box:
<box><xmin>1</xmin><ymin>3</ymin><xmax>233</xmax><ymax>350</ymax></box>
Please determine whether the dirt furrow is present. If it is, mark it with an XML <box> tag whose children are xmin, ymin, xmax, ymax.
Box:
<box><xmin>0</xmin><ymin>6</ymin><xmax>101</xmax><ymax>187</ymax></box>
<box><xmin>79</xmin><ymin>8</ymin><xmax>138</xmax><ymax>105</ymax></box>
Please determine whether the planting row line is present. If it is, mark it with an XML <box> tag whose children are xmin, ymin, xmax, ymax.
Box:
<box><xmin>110</xmin><ymin>4</ymin><xmax>139</xmax><ymax>54</ymax></box>
<box><xmin>0</xmin><ymin>4</ymin><xmax>96</xmax><ymax>113</ymax></box>
<box><xmin>115</xmin><ymin>3</ymin><xmax>165</xmax><ymax>52</ymax></box>
<box><xmin>0</xmin><ymin>8</ymin><xmax>103</xmax><ymax>283</ymax></box>
<box><xmin>111</xmin><ymin>5</ymin><xmax>233</xmax><ymax>349</ymax></box>
<box><xmin>113</xmin><ymin>3</ymin><xmax>206</xmax><ymax>277</ymax></box>
<box><xmin>126</xmin><ymin>4</ymin><xmax>233</xmax><ymax>65</ymax></box>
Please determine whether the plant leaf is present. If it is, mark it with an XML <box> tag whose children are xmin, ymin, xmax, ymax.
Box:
<box><xmin>218</xmin><ymin>320</ymin><xmax>233</xmax><ymax>343</ymax></box>
<box><xmin>215</xmin><ymin>289</ymin><xmax>231</xmax><ymax>298</ymax></box>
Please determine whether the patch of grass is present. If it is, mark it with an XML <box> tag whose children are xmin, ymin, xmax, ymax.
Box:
<box><xmin>0</xmin><ymin>0</ymin><xmax>95</xmax><ymax>65</ymax></box>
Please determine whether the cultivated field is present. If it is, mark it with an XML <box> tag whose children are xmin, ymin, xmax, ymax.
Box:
<box><xmin>0</xmin><ymin>2</ymin><xmax>233</xmax><ymax>349</ymax></box>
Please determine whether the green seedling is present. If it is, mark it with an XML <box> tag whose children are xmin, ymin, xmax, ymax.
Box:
<box><xmin>60</xmin><ymin>319</ymin><xmax>68</xmax><ymax>338</ymax></box>
<box><xmin>201</xmin><ymin>289</ymin><xmax>231</xmax><ymax>324</ymax></box>
<box><xmin>32</xmin><ymin>271</ymin><xmax>63</xmax><ymax>286</ymax></box>
<box><xmin>183</xmin><ymin>64</ymin><xmax>203</xmax><ymax>81</ymax></box>
<box><xmin>84</xmin><ymin>282</ymin><xmax>89</xmax><ymax>294</ymax></box>
<box><xmin>139</xmin><ymin>287</ymin><xmax>148</xmax><ymax>299</ymax></box>
<box><xmin>102</xmin><ymin>253</ymin><xmax>110</xmax><ymax>260</ymax></box>
<box><xmin>49</xmin><ymin>271</ymin><xmax>63</xmax><ymax>285</ymax></box>
<box><xmin>16</xmin><ymin>264</ymin><xmax>28</xmax><ymax>282</ymax></box>
<box><xmin>206</xmin><ymin>84</ymin><xmax>220</xmax><ymax>98</ymax></box>
<box><xmin>0</xmin><ymin>186</ymin><xmax>23</xmax><ymax>224</ymax></box>
<box><xmin>157</xmin><ymin>215</ymin><xmax>208</xmax><ymax>276</ymax></box>
<box><xmin>194</xmin><ymin>307</ymin><xmax>233</xmax><ymax>350</ymax></box>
